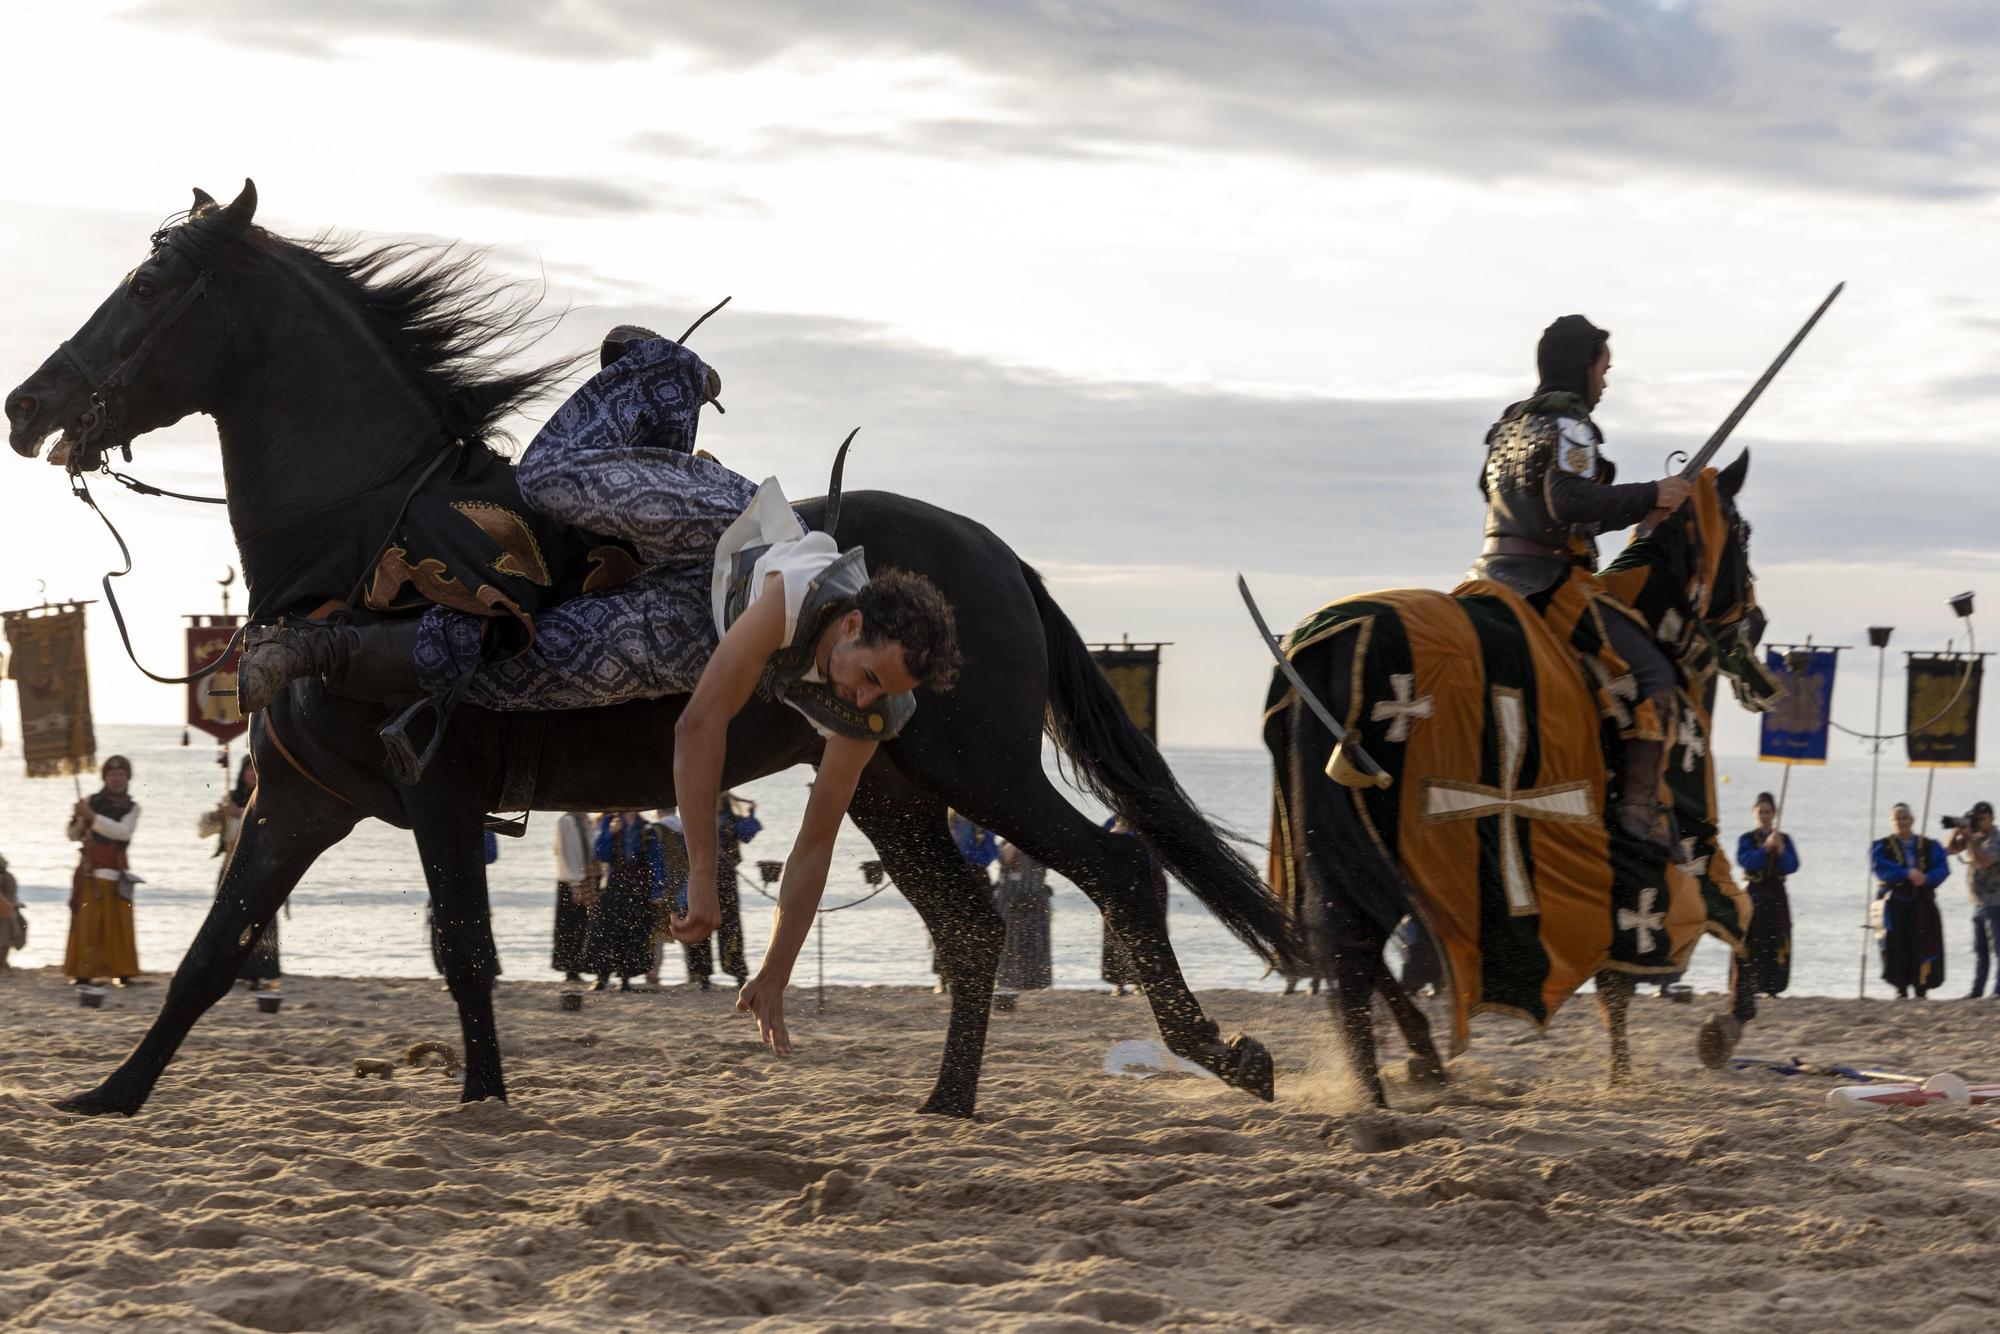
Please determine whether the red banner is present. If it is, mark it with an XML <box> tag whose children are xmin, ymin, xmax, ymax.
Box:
<box><xmin>187</xmin><ymin>616</ymin><xmax>247</xmax><ymax>743</ymax></box>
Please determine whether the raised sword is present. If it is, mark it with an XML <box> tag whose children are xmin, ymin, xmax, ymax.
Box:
<box><xmin>1237</xmin><ymin>574</ymin><xmax>1392</xmax><ymax>789</ymax></box>
<box><xmin>1681</xmin><ymin>281</ymin><xmax>1843</xmax><ymax>479</ymax></box>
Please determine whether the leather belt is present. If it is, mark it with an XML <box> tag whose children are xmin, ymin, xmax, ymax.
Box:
<box><xmin>1483</xmin><ymin>535</ymin><xmax>1569</xmax><ymax>560</ymax></box>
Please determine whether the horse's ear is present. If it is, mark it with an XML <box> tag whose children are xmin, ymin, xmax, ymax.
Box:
<box><xmin>217</xmin><ymin>178</ymin><xmax>258</xmax><ymax>233</ymax></box>
<box><xmin>1718</xmin><ymin>449</ymin><xmax>1749</xmax><ymax>499</ymax></box>
<box><xmin>190</xmin><ymin>187</ymin><xmax>218</xmax><ymax>215</ymax></box>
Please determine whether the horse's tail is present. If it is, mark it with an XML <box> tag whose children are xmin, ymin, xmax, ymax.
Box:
<box><xmin>1023</xmin><ymin>562</ymin><xmax>1307</xmax><ymax>974</ymax></box>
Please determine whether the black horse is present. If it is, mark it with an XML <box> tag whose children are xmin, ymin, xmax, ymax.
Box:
<box><xmin>6</xmin><ymin>181</ymin><xmax>1300</xmax><ymax>1117</ymax></box>
<box><xmin>1263</xmin><ymin>456</ymin><xmax>1764</xmax><ymax>1104</ymax></box>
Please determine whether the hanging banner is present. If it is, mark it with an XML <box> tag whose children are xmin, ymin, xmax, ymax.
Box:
<box><xmin>1906</xmin><ymin>654</ymin><xmax>1983</xmax><ymax>768</ymax></box>
<box><xmin>3</xmin><ymin>605</ymin><xmax>96</xmax><ymax>777</ymax></box>
<box><xmin>1088</xmin><ymin>642</ymin><xmax>1162</xmax><ymax>743</ymax></box>
<box><xmin>186</xmin><ymin>614</ymin><xmax>248</xmax><ymax>743</ymax></box>
<box><xmin>1758</xmin><ymin>648</ymin><xmax>1838</xmax><ymax>763</ymax></box>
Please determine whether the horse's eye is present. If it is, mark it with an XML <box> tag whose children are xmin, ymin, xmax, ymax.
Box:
<box><xmin>131</xmin><ymin>278</ymin><xmax>159</xmax><ymax>303</ymax></box>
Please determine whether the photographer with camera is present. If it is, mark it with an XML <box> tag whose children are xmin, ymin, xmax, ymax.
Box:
<box><xmin>1945</xmin><ymin>801</ymin><xmax>2000</xmax><ymax>998</ymax></box>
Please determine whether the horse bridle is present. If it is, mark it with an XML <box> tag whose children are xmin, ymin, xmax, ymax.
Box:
<box><xmin>57</xmin><ymin>228</ymin><xmax>220</xmax><ymax>485</ymax></box>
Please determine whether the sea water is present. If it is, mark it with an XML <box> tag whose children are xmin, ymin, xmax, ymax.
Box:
<box><xmin>2</xmin><ymin>724</ymin><xmax>1991</xmax><ymax>996</ymax></box>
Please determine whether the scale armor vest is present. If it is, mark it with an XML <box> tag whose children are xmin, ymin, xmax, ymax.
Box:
<box><xmin>1481</xmin><ymin>411</ymin><xmax>1595</xmax><ymax>550</ymax></box>
<box><xmin>721</xmin><ymin>543</ymin><xmax>916</xmax><ymax>741</ymax></box>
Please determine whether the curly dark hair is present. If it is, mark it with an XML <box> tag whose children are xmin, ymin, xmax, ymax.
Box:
<box><xmin>855</xmin><ymin>569</ymin><xmax>962</xmax><ymax>692</ymax></box>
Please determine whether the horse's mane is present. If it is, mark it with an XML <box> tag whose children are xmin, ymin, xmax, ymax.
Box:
<box><xmin>291</xmin><ymin>233</ymin><xmax>585</xmax><ymax>452</ymax></box>
<box><xmin>180</xmin><ymin>209</ymin><xmax>585</xmax><ymax>454</ymax></box>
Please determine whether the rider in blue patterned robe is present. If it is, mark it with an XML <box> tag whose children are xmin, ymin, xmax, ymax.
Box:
<box><xmin>237</xmin><ymin>328</ymin><xmax>963</xmax><ymax>1050</ymax></box>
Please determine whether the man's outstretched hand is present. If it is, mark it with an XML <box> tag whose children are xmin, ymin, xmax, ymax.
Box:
<box><xmin>737</xmin><ymin>973</ymin><xmax>792</xmax><ymax>1055</ymax></box>
<box><xmin>669</xmin><ymin>881</ymin><xmax>720</xmax><ymax>945</ymax></box>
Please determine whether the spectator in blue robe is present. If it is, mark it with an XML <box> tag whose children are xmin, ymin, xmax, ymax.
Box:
<box><xmin>1729</xmin><ymin>791</ymin><xmax>1800</xmax><ymax>1020</ymax></box>
<box><xmin>587</xmin><ymin>811</ymin><xmax>666</xmax><ymax>991</ymax></box>
<box><xmin>1873</xmin><ymin>802</ymin><xmax>1948</xmax><ymax>999</ymax></box>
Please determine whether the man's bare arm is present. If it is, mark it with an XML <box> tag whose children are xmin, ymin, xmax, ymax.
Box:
<box><xmin>736</xmin><ymin>734</ymin><xmax>876</xmax><ymax>1053</ymax></box>
<box><xmin>670</xmin><ymin>577</ymin><xmax>786</xmax><ymax>943</ymax></box>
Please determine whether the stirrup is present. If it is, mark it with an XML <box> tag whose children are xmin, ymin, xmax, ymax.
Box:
<box><xmin>379</xmin><ymin>695</ymin><xmax>447</xmax><ymax>786</ymax></box>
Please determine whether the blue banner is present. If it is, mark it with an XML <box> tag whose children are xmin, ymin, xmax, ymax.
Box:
<box><xmin>1759</xmin><ymin>648</ymin><xmax>1837</xmax><ymax>763</ymax></box>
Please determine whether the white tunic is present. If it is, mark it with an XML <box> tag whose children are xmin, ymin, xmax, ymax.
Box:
<box><xmin>709</xmin><ymin>477</ymin><xmax>840</xmax><ymax>651</ymax></box>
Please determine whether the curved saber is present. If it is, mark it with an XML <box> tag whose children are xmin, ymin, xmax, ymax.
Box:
<box><xmin>1682</xmin><ymin>281</ymin><xmax>1844</xmax><ymax>479</ymax></box>
<box><xmin>1237</xmin><ymin>575</ymin><xmax>1391</xmax><ymax>788</ymax></box>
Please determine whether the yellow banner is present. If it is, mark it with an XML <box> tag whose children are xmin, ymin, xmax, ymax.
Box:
<box><xmin>1090</xmin><ymin>645</ymin><xmax>1161</xmax><ymax>742</ymax></box>
<box><xmin>4</xmin><ymin>607</ymin><xmax>96</xmax><ymax>778</ymax></box>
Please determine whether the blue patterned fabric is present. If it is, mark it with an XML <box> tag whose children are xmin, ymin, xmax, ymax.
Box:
<box><xmin>413</xmin><ymin>338</ymin><xmax>788</xmax><ymax>710</ymax></box>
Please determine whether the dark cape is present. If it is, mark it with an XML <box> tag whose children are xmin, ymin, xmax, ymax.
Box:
<box><xmin>993</xmin><ymin>863</ymin><xmax>1053</xmax><ymax>993</ymax></box>
<box><xmin>237</xmin><ymin>443</ymin><xmax>641</xmax><ymax>653</ymax></box>
<box><xmin>551</xmin><ymin>813</ymin><xmax>594</xmax><ymax>976</ymax></box>
<box><xmin>1735</xmin><ymin>830</ymin><xmax>1796</xmax><ymax>997</ymax></box>
<box><xmin>586</xmin><ymin>819</ymin><xmax>661</xmax><ymax>981</ymax></box>
<box><xmin>1875</xmin><ymin>835</ymin><xmax>1946</xmax><ymax>994</ymax></box>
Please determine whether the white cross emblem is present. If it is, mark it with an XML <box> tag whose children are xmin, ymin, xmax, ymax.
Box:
<box><xmin>1370</xmin><ymin>673</ymin><xmax>1435</xmax><ymax>742</ymax></box>
<box><xmin>1678</xmin><ymin>704</ymin><xmax>1706</xmax><ymax>772</ymax></box>
<box><xmin>1583</xmin><ymin>657</ymin><xmax>1638</xmax><ymax>732</ymax></box>
<box><xmin>1675</xmin><ymin>836</ymin><xmax>1706</xmax><ymax>878</ymax></box>
<box><xmin>1617</xmin><ymin>885</ymin><xmax>1665</xmax><ymax>954</ymax></box>
<box><xmin>1421</xmin><ymin>688</ymin><xmax>1598</xmax><ymax>916</ymax></box>
<box><xmin>1656</xmin><ymin>608</ymin><xmax>1685</xmax><ymax>645</ymax></box>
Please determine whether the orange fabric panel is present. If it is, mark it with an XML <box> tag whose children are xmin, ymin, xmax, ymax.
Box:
<box><xmin>1356</xmin><ymin>590</ymin><xmax>1488</xmax><ymax>1048</ymax></box>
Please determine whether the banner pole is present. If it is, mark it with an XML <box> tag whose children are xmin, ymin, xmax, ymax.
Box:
<box><xmin>1918</xmin><ymin>765</ymin><xmax>1939</xmax><ymax>849</ymax></box>
<box><xmin>1860</xmin><ymin>637</ymin><xmax>1889</xmax><ymax>999</ymax></box>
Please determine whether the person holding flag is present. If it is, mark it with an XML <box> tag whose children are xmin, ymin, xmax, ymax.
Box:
<box><xmin>1732</xmin><ymin>791</ymin><xmax>1799</xmax><ymax>1015</ymax></box>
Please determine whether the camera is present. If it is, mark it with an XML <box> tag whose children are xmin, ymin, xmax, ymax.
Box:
<box><xmin>1942</xmin><ymin>812</ymin><xmax>1975</xmax><ymax>830</ymax></box>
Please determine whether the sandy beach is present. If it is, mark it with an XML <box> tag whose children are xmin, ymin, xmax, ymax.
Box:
<box><xmin>2</xmin><ymin>971</ymin><xmax>1997</xmax><ymax>1332</ymax></box>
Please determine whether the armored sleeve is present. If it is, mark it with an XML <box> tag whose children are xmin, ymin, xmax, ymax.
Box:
<box><xmin>1544</xmin><ymin>421</ymin><xmax>1657</xmax><ymax>531</ymax></box>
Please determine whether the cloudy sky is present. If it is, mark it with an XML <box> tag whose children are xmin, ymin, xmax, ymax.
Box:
<box><xmin>2</xmin><ymin>0</ymin><xmax>1996</xmax><ymax>759</ymax></box>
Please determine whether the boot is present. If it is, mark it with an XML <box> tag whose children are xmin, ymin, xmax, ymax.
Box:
<box><xmin>236</xmin><ymin>619</ymin><xmax>424</xmax><ymax>714</ymax></box>
<box><xmin>1615</xmin><ymin>737</ymin><xmax>1675</xmax><ymax>855</ymax></box>
<box><xmin>600</xmin><ymin>324</ymin><xmax>723</xmax><ymax>405</ymax></box>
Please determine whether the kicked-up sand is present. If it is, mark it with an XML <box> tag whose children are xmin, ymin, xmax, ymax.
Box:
<box><xmin>2</xmin><ymin>969</ymin><xmax>1997</xmax><ymax>1332</ymax></box>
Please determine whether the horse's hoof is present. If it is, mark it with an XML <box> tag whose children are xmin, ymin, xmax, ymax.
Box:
<box><xmin>55</xmin><ymin>1083</ymin><xmax>144</xmax><ymax>1117</ymax></box>
<box><xmin>458</xmin><ymin>1074</ymin><xmax>508</xmax><ymax>1104</ymax></box>
<box><xmin>1405</xmin><ymin>1053</ymin><xmax>1448</xmax><ymax>1088</ymax></box>
<box><xmin>917</xmin><ymin>1093</ymin><xmax>977</xmax><ymax>1119</ymax></box>
<box><xmin>1696</xmin><ymin>1014</ymin><xmax>1741</xmax><ymax>1070</ymax></box>
<box><xmin>1220</xmin><ymin>1033</ymin><xmax>1276</xmax><ymax>1102</ymax></box>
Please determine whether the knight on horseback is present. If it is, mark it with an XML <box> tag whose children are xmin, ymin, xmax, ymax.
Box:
<box><xmin>1468</xmin><ymin>314</ymin><xmax>1691</xmax><ymax>851</ymax></box>
<box><xmin>235</xmin><ymin>326</ymin><xmax>962</xmax><ymax>1052</ymax></box>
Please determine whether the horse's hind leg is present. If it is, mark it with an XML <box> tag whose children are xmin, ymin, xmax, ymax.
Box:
<box><xmin>409</xmin><ymin>804</ymin><xmax>508</xmax><ymax>1103</ymax></box>
<box><xmin>845</xmin><ymin>771</ymin><xmax>1005</xmax><ymax>1119</ymax></box>
<box><xmin>1594</xmin><ymin>968</ymin><xmax>1635</xmax><ymax>1085</ymax></box>
<box><xmin>974</xmin><ymin>781</ymin><xmax>1276</xmax><ymax>1102</ymax></box>
<box><xmin>57</xmin><ymin>790</ymin><xmax>355</xmax><ymax>1116</ymax></box>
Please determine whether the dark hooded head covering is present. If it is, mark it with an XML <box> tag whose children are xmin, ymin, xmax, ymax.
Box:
<box><xmin>91</xmin><ymin>754</ymin><xmax>136</xmax><ymax>821</ymax></box>
<box><xmin>1536</xmin><ymin>315</ymin><xmax>1610</xmax><ymax>398</ymax></box>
